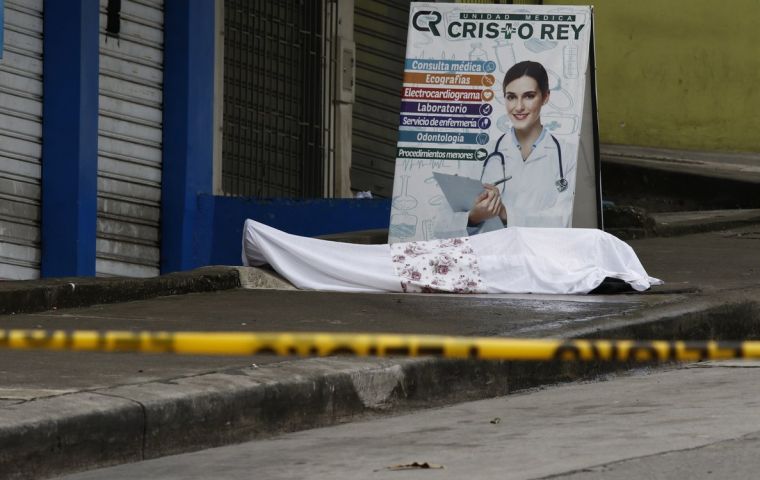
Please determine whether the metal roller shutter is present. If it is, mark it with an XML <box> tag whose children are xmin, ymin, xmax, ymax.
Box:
<box><xmin>222</xmin><ymin>0</ymin><xmax>336</xmax><ymax>199</ymax></box>
<box><xmin>351</xmin><ymin>0</ymin><xmax>409</xmax><ymax>198</ymax></box>
<box><xmin>97</xmin><ymin>0</ymin><xmax>163</xmax><ymax>277</ymax></box>
<box><xmin>0</xmin><ymin>0</ymin><xmax>43</xmax><ymax>280</ymax></box>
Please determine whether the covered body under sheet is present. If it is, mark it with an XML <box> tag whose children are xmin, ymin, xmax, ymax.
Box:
<box><xmin>242</xmin><ymin>219</ymin><xmax>662</xmax><ymax>294</ymax></box>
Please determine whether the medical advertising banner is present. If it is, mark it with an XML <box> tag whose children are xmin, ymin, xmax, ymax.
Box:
<box><xmin>388</xmin><ymin>3</ymin><xmax>600</xmax><ymax>243</ymax></box>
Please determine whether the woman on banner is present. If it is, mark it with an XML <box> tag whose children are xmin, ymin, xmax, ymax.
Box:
<box><xmin>434</xmin><ymin>60</ymin><xmax>577</xmax><ymax>237</ymax></box>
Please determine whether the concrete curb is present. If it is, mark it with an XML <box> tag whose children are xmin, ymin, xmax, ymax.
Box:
<box><xmin>0</xmin><ymin>267</ymin><xmax>241</xmax><ymax>316</ymax></box>
<box><xmin>235</xmin><ymin>266</ymin><xmax>296</xmax><ymax>290</ymax></box>
<box><xmin>601</xmin><ymin>144</ymin><xmax>760</xmax><ymax>184</ymax></box>
<box><xmin>0</xmin><ymin>394</ymin><xmax>143</xmax><ymax>480</ymax></box>
<box><xmin>606</xmin><ymin>209</ymin><xmax>760</xmax><ymax>240</ymax></box>
<box><xmin>2</xmin><ymin>290</ymin><xmax>760</xmax><ymax>479</ymax></box>
<box><xmin>651</xmin><ymin>209</ymin><xmax>760</xmax><ymax>237</ymax></box>
<box><xmin>0</xmin><ymin>357</ymin><xmax>511</xmax><ymax>480</ymax></box>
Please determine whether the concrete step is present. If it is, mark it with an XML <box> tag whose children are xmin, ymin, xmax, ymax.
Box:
<box><xmin>601</xmin><ymin>144</ymin><xmax>760</xmax><ymax>184</ymax></box>
<box><xmin>606</xmin><ymin>208</ymin><xmax>760</xmax><ymax>240</ymax></box>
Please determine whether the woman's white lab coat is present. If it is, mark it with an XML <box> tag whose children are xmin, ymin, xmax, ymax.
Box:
<box><xmin>433</xmin><ymin>129</ymin><xmax>576</xmax><ymax>237</ymax></box>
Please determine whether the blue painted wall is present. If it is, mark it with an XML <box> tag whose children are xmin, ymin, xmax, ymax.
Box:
<box><xmin>41</xmin><ymin>0</ymin><xmax>99</xmax><ymax>276</ymax></box>
<box><xmin>161</xmin><ymin>0</ymin><xmax>216</xmax><ymax>274</ymax></box>
<box><xmin>203</xmin><ymin>196</ymin><xmax>391</xmax><ymax>266</ymax></box>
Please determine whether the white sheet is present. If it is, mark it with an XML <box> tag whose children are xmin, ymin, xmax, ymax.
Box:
<box><xmin>242</xmin><ymin>219</ymin><xmax>662</xmax><ymax>294</ymax></box>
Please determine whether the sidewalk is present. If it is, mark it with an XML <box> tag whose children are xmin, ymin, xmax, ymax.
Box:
<box><xmin>1</xmin><ymin>214</ymin><xmax>760</xmax><ymax>479</ymax></box>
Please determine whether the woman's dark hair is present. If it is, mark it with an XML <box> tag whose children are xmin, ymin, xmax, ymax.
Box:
<box><xmin>502</xmin><ymin>60</ymin><xmax>549</xmax><ymax>97</ymax></box>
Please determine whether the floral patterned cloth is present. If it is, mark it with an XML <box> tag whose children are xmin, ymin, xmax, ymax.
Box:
<box><xmin>390</xmin><ymin>237</ymin><xmax>485</xmax><ymax>294</ymax></box>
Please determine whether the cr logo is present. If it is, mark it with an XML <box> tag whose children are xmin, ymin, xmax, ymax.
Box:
<box><xmin>412</xmin><ymin>10</ymin><xmax>442</xmax><ymax>36</ymax></box>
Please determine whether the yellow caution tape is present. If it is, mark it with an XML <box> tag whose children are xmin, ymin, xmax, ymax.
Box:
<box><xmin>1</xmin><ymin>329</ymin><xmax>759</xmax><ymax>362</ymax></box>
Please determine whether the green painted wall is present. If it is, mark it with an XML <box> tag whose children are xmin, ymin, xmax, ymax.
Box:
<box><xmin>547</xmin><ymin>0</ymin><xmax>760</xmax><ymax>152</ymax></box>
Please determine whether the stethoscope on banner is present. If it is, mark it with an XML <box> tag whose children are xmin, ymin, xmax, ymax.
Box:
<box><xmin>480</xmin><ymin>133</ymin><xmax>568</xmax><ymax>193</ymax></box>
